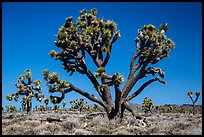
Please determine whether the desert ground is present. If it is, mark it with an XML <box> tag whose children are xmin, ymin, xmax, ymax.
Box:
<box><xmin>2</xmin><ymin>111</ymin><xmax>202</xmax><ymax>135</ymax></box>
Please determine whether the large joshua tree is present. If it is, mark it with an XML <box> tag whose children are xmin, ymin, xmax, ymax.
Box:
<box><xmin>6</xmin><ymin>69</ymin><xmax>45</xmax><ymax>114</ymax></box>
<box><xmin>43</xmin><ymin>8</ymin><xmax>175</xmax><ymax>121</ymax></box>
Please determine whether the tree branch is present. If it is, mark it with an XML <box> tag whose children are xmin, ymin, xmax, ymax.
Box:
<box><xmin>126</xmin><ymin>77</ymin><xmax>166</xmax><ymax>101</ymax></box>
<box><xmin>101</xmin><ymin>44</ymin><xmax>112</xmax><ymax>67</ymax></box>
<box><xmin>71</xmin><ymin>83</ymin><xmax>108</xmax><ymax>110</ymax></box>
<box><xmin>123</xmin><ymin>101</ymin><xmax>142</xmax><ymax>119</ymax></box>
<box><xmin>145</xmin><ymin>66</ymin><xmax>165</xmax><ymax>78</ymax></box>
<box><xmin>114</xmin><ymin>84</ymin><xmax>122</xmax><ymax>111</ymax></box>
<box><xmin>122</xmin><ymin>57</ymin><xmax>151</xmax><ymax>99</ymax></box>
<box><xmin>78</xmin><ymin>56</ymin><xmax>103</xmax><ymax>97</ymax></box>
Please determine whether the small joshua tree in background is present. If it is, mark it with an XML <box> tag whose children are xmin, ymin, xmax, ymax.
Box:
<box><xmin>39</xmin><ymin>105</ymin><xmax>45</xmax><ymax>111</ymax></box>
<box><xmin>54</xmin><ymin>104</ymin><xmax>60</xmax><ymax>112</ymax></box>
<box><xmin>92</xmin><ymin>104</ymin><xmax>99</xmax><ymax>112</ymax></box>
<box><xmin>34</xmin><ymin>105</ymin><xmax>38</xmax><ymax>111</ymax></box>
<box><xmin>44</xmin><ymin>8</ymin><xmax>175</xmax><ymax>121</ymax></box>
<box><xmin>6</xmin><ymin>69</ymin><xmax>45</xmax><ymax>114</ymax></box>
<box><xmin>187</xmin><ymin>91</ymin><xmax>200</xmax><ymax>115</ymax></box>
<box><xmin>44</xmin><ymin>98</ymin><xmax>50</xmax><ymax>111</ymax></box>
<box><xmin>154</xmin><ymin>105</ymin><xmax>159</xmax><ymax>113</ymax></box>
<box><xmin>6</xmin><ymin>105</ymin><xmax>17</xmax><ymax>113</ymax></box>
<box><xmin>92</xmin><ymin>103</ymin><xmax>104</xmax><ymax>112</ymax></box>
<box><xmin>69</xmin><ymin>98</ymin><xmax>90</xmax><ymax>112</ymax></box>
<box><xmin>166</xmin><ymin>106</ymin><xmax>176</xmax><ymax>113</ymax></box>
<box><xmin>62</xmin><ymin>101</ymin><xmax>67</xmax><ymax>111</ymax></box>
<box><xmin>142</xmin><ymin>97</ymin><xmax>154</xmax><ymax>113</ymax></box>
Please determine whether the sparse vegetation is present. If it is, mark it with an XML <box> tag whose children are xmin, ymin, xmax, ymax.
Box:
<box><xmin>2</xmin><ymin>110</ymin><xmax>202</xmax><ymax>135</ymax></box>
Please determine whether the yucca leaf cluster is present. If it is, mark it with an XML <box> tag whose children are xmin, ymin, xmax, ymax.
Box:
<box><xmin>142</xmin><ymin>97</ymin><xmax>154</xmax><ymax>113</ymax></box>
<box><xmin>136</xmin><ymin>23</ymin><xmax>175</xmax><ymax>64</ymax></box>
<box><xmin>42</xmin><ymin>69</ymin><xmax>71</xmax><ymax>104</ymax></box>
<box><xmin>49</xmin><ymin>8</ymin><xmax>121</xmax><ymax>77</ymax></box>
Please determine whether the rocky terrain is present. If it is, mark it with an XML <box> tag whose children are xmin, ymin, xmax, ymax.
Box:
<box><xmin>2</xmin><ymin>111</ymin><xmax>202</xmax><ymax>135</ymax></box>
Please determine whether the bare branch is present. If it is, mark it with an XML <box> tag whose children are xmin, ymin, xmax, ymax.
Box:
<box><xmin>145</xmin><ymin>66</ymin><xmax>165</xmax><ymax>78</ymax></box>
<box><xmin>71</xmin><ymin>83</ymin><xmax>107</xmax><ymax>110</ymax></box>
<box><xmin>126</xmin><ymin>77</ymin><xmax>166</xmax><ymax>101</ymax></box>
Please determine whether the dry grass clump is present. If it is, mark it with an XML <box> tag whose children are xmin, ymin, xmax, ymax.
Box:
<box><xmin>74</xmin><ymin>129</ymin><xmax>94</xmax><ymax>135</ymax></box>
<box><xmin>61</xmin><ymin>120</ymin><xmax>80</xmax><ymax>132</ymax></box>
<box><xmin>111</xmin><ymin>128</ymin><xmax>132</xmax><ymax>135</ymax></box>
<box><xmin>3</xmin><ymin>123</ymin><xmax>37</xmax><ymax>135</ymax></box>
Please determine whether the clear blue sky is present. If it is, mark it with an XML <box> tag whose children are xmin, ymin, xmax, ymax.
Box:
<box><xmin>2</xmin><ymin>2</ymin><xmax>202</xmax><ymax>110</ymax></box>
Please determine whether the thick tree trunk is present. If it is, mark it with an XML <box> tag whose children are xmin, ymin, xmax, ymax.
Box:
<box><xmin>26</xmin><ymin>100</ymin><xmax>30</xmax><ymax>114</ymax></box>
<box><xmin>193</xmin><ymin>102</ymin><xmax>195</xmax><ymax>115</ymax></box>
<box><xmin>106</xmin><ymin>101</ymin><xmax>143</xmax><ymax>122</ymax></box>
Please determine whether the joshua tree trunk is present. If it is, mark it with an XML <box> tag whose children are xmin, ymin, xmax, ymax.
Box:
<box><xmin>26</xmin><ymin>100</ymin><xmax>31</xmax><ymax>114</ymax></box>
<box><xmin>192</xmin><ymin>102</ymin><xmax>195</xmax><ymax>115</ymax></box>
<box><xmin>46</xmin><ymin>104</ymin><xmax>48</xmax><ymax>111</ymax></box>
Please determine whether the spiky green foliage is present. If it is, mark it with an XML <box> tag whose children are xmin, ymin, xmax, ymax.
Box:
<box><xmin>44</xmin><ymin>98</ymin><xmax>50</xmax><ymax>111</ymax></box>
<box><xmin>6</xmin><ymin>69</ymin><xmax>45</xmax><ymax>114</ymax></box>
<box><xmin>62</xmin><ymin>101</ymin><xmax>67</xmax><ymax>111</ymax></box>
<box><xmin>114</xmin><ymin>72</ymin><xmax>124</xmax><ymax>85</ymax></box>
<box><xmin>166</xmin><ymin>106</ymin><xmax>176</xmax><ymax>113</ymax></box>
<box><xmin>42</xmin><ymin>69</ymin><xmax>71</xmax><ymax>104</ymax></box>
<box><xmin>7</xmin><ymin>105</ymin><xmax>17</xmax><ymax>113</ymax></box>
<box><xmin>187</xmin><ymin>91</ymin><xmax>193</xmax><ymax>97</ymax></box>
<box><xmin>51</xmin><ymin>8</ymin><xmax>120</xmax><ymax>77</ymax></box>
<box><xmin>91</xmin><ymin>103</ymin><xmax>104</xmax><ymax>112</ymax></box>
<box><xmin>137</xmin><ymin>24</ymin><xmax>175</xmax><ymax>63</ymax></box>
<box><xmin>160</xmin><ymin>23</ymin><xmax>168</xmax><ymax>32</ymax></box>
<box><xmin>54</xmin><ymin>104</ymin><xmax>60</xmax><ymax>111</ymax></box>
<box><xmin>69</xmin><ymin>98</ymin><xmax>90</xmax><ymax>112</ymax></box>
<box><xmin>39</xmin><ymin>105</ymin><xmax>45</xmax><ymax>111</ymax></box>
<box><xmin>142</xmin><ymin>97</ymin><xmax>154</xmax><ymax>113</ymax></box>
<box><xmin>94</xmin><ymin>67</ymin><xmax>107</xmax><ymax>78</ymax></box>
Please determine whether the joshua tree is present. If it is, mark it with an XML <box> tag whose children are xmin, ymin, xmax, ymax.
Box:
<box><xmin>43</xmin><ymin>8</ymin><xmax>175</xmax><ymax>121</ymax></box>
<box><xmin>92</xmin><ymin>103</ymin><xmax>103</xmax><ymax>112</ymax></box>
<box><xmin>166</xmin><ymin>106</ymin><xmax>175</xmax><ymax>113</ymax></box>
<box><xmin>54</xmin><ymin>104</ymin><xmax>60</xmax><ymax>112</ymax></box>
<box><xmin>69</xmin><ymin>98</ymin><xmax>89</xmax><ymax>112</ymax></box>
<box><xmin>187</xmin><ymin>91</ymin><xmax>200</xmax><ymax>115</ymax></box>
<box><xmin>44</xmin><ymin>98</ymin><xmax>50</xmax><ymax>111</ymax></box>
<box><xmin>154</xmin><ymin>105</ymin><xmax>159</xmax><ymax>113</ymax></box>
<box><xmin>7</xmin><ymin>105</ymin><xmax>16</xmax><ymax>113</ymax></box>
<box><xmin>62</xmin><ymin>101</ymin><xmax>67</xmax><ymax>111</ymax></box>
<box><xmin>39</xmin><ymin>105</ymin><xmax>45</xmax><ymax>111</ymax></box>
<box><xmin>142</xmin><ymin>97</ymin><xmax>154</xmax><ymax>113</ymax></box>
<box><xmin>34</xmin><ymin>105</ymin><xmax>38</xmax><ymax>111</ymax></box>
<box><xmin>6</xmin><ymin>69</ymin><xmax>45</xmax><ymax>114</ymax></box>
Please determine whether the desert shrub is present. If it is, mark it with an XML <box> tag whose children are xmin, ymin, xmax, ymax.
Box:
<box><xmin>142</xmin><ymin>97</ymin><xmax>154</xmax><ymax>113</ymax></box>
<box><xmin>61</xmin><ymin>121</ymin><xmax>78</xmax><ymax>132</ymax></box>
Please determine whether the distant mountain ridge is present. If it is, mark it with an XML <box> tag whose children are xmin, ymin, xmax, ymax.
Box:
<box><xmin>128</xmin><ymin>102</ymin><xmax>202</xmax><ymax>109</ymax></box>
